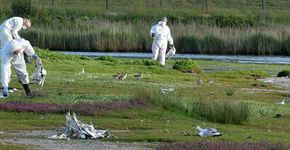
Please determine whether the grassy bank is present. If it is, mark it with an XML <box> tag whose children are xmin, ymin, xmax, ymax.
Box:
<box><xmin>0</xmin><ymin>49</ymin><xmax>290</xmax><ymax>145</ymax></box>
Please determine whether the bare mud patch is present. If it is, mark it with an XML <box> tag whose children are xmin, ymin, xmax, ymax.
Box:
<box><xmin>0</xmin><ymin>130</ymin><xmax>156</xmax><ymax>150</ymax></box>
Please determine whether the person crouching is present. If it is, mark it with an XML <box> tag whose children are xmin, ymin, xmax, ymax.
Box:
<box><xmin>1</xmin><ymin>38</ymin><xmax>41</xmax><ymax>97</ymax></box>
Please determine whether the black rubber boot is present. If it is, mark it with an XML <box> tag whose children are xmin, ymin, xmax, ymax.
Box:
<box><xmin>22</xmin><ymin>84</ymin><xmax>31</xmax><ymax>96</ymax></box>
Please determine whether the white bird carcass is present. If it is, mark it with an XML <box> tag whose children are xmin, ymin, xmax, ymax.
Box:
<box><xmin>194</xmin><ymin>125</ymin><xmax>222</xmax><ymax>137</ymax></box>
<box><xmin>48</xmin><ymin>112</ymin><xmax>112</xmax><ymax>140</ymax></box>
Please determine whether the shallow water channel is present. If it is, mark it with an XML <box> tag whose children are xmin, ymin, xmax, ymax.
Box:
<box><xmin>60</xmin><ymin>51</ymin><xmax>290</xmax><ymax>65</ymax></box>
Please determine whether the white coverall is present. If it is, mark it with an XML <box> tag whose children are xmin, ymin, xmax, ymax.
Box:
<box><xmin>1</xmin><ymin>38</ymin><xmax>35</xmax><ymax>89</ymax></box>
<box><xmin>0</xmin><ymin>17</ymin><xmax>25</xmax><ymax>48</ymax></box>
<box><xmin>150</xmin><ymin>21</ymin><xmax>174</xmax><ymax>66</ymax></box>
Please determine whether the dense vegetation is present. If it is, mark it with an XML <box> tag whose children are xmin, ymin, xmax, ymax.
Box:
<box><xmin>2</xmin><ymin>0</ymin><xmax>290</xmax><ymax>54</ymax></box>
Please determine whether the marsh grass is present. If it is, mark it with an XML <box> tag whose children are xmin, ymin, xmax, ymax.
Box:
<box><xmin>191</xmin><ymin>99</ymin><xmax>249</xmax><ymax>124</ymax></box>
<box><xmin>134</xmin><ymin>88</ymin><xmax>250</xmax><ymax>124</ymax></box>
<box><xmin>20</xmin><ymin>21</ymin><xmax>290</xmax><ymax>55</ymax></box>
<box><xmin>134</xmin><ymin>88</ymin><xmax>191</xmax><ymax>115</ymax></box>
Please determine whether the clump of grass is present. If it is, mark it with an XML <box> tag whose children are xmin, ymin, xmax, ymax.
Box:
<box><xmin>225</xmin><ymin>88</ymin><xmax>235</xmax><ymax>96</ymax></box>
<box><xmin>134</xmin><ymin>88</ymin><xmax>249</xmax><ymax>124</ymax></box>
<box><xmin>98</xmin><ymin>56</ymin><xmax>118</xmax><ymax>62</ymax></box>
<box><xmin>35</xmin><ymin>48</ymin><xmax>82</xmax><ymax>62</ymax></box>
<box><xmin>277</xmin><ymin>69</ymin><xmax>290</xmax><ymax>77</ymax></box>
<box><xmin>191</xmin><ymin>99</ymin><xmax>249</xmax><ymax>124</ymax></box>
<box><xmin>133</xmin><ymin>88</ymin><xmax>191</xmax><ymax>115</ymax></box>
<box><xmin>157</xmin><ymin>141</ymin><xmax>290</xmax><ymax>150</ymax></box>
<box><xmin>173</xmin><ymin>59</ymin><xmax>202</xmax><ymax>74</ymax></box>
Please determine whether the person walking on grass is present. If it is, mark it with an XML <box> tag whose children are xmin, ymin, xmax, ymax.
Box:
<box><xmin>150</xmin><ymin>17</ymin><xmax>175</xmax><ymax>66</ymax></box>
<box><xmin>0</xmin><ymin>17</ymin><xmax>31</xmax><ymax>48</ymax></box>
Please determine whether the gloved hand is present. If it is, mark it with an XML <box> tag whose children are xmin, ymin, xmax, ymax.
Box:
<box><xmin>151</xmin><ymin>33</ymin><xmax>155</xmax><ymax>38</ymax></box>
<box><xmin>169</xmin><ymin>44</ymin><xmax>174</xmax><ymax>49</ymax></box>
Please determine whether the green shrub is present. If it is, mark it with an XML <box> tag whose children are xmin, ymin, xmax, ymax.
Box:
<box><xmin>173</xmin><ymin>59</ymin><xmax>201</xmax><ymax>73</ymax></box>
<box><xmin>191</xmin><ymin>99</ymin><xmax>249</xmax><ymax>124</ymax></box>
<box><xmin>277</xmin><ymin>70</ymin><xmax>290</xmax><ymax>77</ymax></box>
<box><xmin>214</xmin><ymin>15</ymin><xmax>257</xmax><ymax>28</ymax></box>
<box><xmin>11</xmin><ymin>0</ymin><xmax>32</xmax><ymax>17</ymax></box>
<box><xmin>98</xmin><ymin>56</ymin><xmax>118</xmax><ymax>62</ymax></box>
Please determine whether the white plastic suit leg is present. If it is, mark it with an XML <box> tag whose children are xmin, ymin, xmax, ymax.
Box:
<box><xmin>151</xmin><ymin>41</ymin><xmax>160</xmax><ymax>61</ymax></box>
<box><xmin>13</xmin><ymin>63</ymin><xmax>29</xmax><ymax>84</ymax></box>
<box><xmin>158</xmin><ymin>42</ymin><xmax>167</xmax><ymax>66</ymax></box>
<box><xmin>1</xmin><ymin>62</ymin><xmax>11</xmax><ymax>88</ymax></box>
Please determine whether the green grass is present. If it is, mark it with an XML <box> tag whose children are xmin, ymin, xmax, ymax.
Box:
<box><xmin>0</xmin><ymin>142</ymin><xmax>38</xmax><ymax>150</ymax></box>
<box><xmin>0</xmin><ymin>49</ymin><xmax>290</xmax><ymax>146</ymax></box>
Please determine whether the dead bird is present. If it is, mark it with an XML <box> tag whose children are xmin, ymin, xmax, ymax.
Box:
<box><xmin>207</xmin><ymin>79</ymin><xmax>214</xmax><ymax>85</ymax></box>
<box><xmin>134</xmin><ymin>72</ymin><xmax>143</xmax><ymax>80</ymax></box>
<box><xmin>112</xmin><ymin>72</ymin><xmax>122</xmax><ymax>79</ymax></box>
<box><xmin>117</xmin><ymin>72</ymin><xmax>127</xmax><ymax>80</ymax></box>
<box><xmin>276</xmin><ymin>99</ymin><xmax>286</xmax><ymax>105</ymax></box>
<box><xmin>184</xmin><ymin>130</ymin><xmax>190</xmax><ymax>136</ymax></box>
<box><xmin>197</xmin><ymin>78</ymin><xmax>203</xmax><ymax>85</ymax></box>
<box><xmin>194</xmin><ymin>125</ymin><xmax>222</xmax><ymax>137</ymax></box>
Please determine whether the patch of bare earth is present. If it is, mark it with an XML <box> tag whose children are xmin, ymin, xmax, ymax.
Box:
<box><xmin>241</xmin><ymin>77</ymin><xmax>290</xmax><ymax>94</ymax></box>
<box><xmin>0</xmin><ymin>130</ymin><xmax>157</xmax><ymax>150</ymax></box>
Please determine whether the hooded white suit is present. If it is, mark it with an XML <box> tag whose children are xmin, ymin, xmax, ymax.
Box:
<box><xmin>1</xmin><ymin>38</ymin><xmax>36</xmax><ymax>96</ymax></box>
<box><xmin>150</xmin><ymin>21</ymin><xmax>174</xmax><ymax>65</ymax></box>
<box><xmin>0</xmin><ymin>17</ymin><xmax>25</xmax><ymax>48</ymax></box>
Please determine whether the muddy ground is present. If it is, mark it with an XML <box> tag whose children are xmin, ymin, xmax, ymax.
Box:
<box><xmin>0</xmin><ymin>130</ymin><xmax>157</xmax><ymax>150</ymax></box>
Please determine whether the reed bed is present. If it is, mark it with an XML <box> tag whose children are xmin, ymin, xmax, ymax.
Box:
<box><xmin>22</xmin><ymin>21</ymin><xmax>290</xmax><ymax>55</ymax></box>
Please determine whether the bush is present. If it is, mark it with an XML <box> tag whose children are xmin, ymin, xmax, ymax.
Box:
<box><xmin>173</xmin><ymin>59</ymin><xmax>201</xmax><ymax>73</ymax></box>
<box><xmin>214</xmin><ymin>15</ymin><xmax>257</xmax><ymax>28</ymax></box>
<box><xmin>11</xmin><ymin>0</ymin><xmax>32</xmax><ymax>17</ymax></box>
<box><xmin>191</xmin><ymin>99</ymin><xmax>249</xmax><ymax>124</ymax></box>
<box><xmin>277</xmin><ymin>70</ymin><xmax>290</xmax><ymax>77</ymax></box>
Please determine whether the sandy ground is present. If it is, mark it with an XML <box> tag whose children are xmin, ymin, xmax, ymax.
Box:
<box><xmin>0</xmin><ymin>130</ymin><xmax>157</xmax><ymax>150</ymax></box>
<box><xmin>259</xmin><ymin>77</ymin><xmax>290</xmax><ymax>91</ymax></box>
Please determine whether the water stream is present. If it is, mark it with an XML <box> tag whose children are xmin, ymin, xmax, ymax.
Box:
<box><xmin>59</xmin><ymin>51</ymin><xmax>290</xmax><ymax>65</ymax></box>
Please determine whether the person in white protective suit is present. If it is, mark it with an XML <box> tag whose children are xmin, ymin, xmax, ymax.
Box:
<box><xmin>1</xmin><ymin>38</ymin><xmax>44</xmax><ymax>97</ymax></box>
<box><xmin>0</xmin><ymin>17</ymin><xmax>31</xmax><ymax>48</ymax></box>
<box><xmin>150</xmin><ymin>17</ymin><xmax>175</xmax><ymax>66</ymax></box>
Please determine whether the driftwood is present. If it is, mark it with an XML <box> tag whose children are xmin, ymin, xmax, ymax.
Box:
<box><xmin>48</xmin><ymin>112</ymin><xmax>115</xmax><ymax>140</ymax></box>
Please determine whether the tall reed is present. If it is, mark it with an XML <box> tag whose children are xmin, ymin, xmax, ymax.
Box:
<box><xmin>22</xmin><ymin>21</ymin><xmax>290</xmax><ymax>55</ymax></box>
